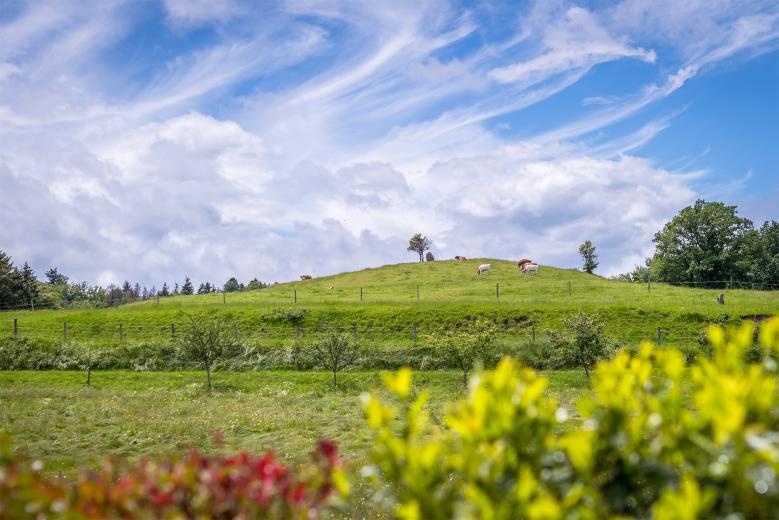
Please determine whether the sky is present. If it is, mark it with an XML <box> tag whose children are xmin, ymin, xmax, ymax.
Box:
<box><xmin>0</xmin><ymin>0</ymin><xmax>778</xmax><ymax>288</ymax></box>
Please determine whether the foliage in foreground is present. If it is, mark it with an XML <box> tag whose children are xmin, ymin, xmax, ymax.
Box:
<box><xmin>0</xmin><ymin>437</ymin><xmax>345</xmax><ymax>519</ymax></box>
<box><xmin>362</xmin><ymin>317</ymin><xmax>779</xmax><ymax>519</ymax></box>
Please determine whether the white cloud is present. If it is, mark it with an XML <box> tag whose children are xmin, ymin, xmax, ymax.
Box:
<box><xmin>489</xmin><ymin>7</ymin><xmax>655</xmax><ymax>85</ymax></box>
<box><xmin>163</xmin><ymin>0</ymin><xmax>245</xmax><ymax>26</ymax></box>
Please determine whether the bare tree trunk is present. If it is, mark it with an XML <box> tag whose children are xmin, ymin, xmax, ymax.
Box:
<box><xmin>463</xmin><ymin>369</ymin><xmax>468</xmax><ymax>388</ymax></box>
<box><xmin>332</xmin><ymin>369</ymin><xmax>337</xmax><ymax>388</ymax></box>
<box><xmin>206</xmin><ymin>365</ymin><xmax>212</xmax><ymax>391</ymax></box>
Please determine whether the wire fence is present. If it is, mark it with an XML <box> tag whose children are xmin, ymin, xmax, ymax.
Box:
<box><xmin>0</xmin><ymin>279</ymin><xmax>777</xmax><ymax>313</ymax></box>
<box><xmin>0</xmin><ymin>317</ymin><xmax>711</xmax><ymax>349</ymax></box>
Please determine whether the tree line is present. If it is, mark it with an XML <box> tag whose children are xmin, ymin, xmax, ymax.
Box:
<box><xmin>0</xmin><ymin>252</ymin><xmax>269</xmax><ymax>310</ymax></box>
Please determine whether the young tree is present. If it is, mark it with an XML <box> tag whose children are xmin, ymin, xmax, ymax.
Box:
<box><xmin>181</xmin><ymin>277</ymin><xmax>194</xmax><ymax>295</ymax></box>
<box><xmin>175</xmin><ymin>313</ymin><xmax>241</xmax><ymax>391</ymax></box>
<box><xmin>45</xmin><ymin>267</ymin><xmax>68</xmax><ymax>286</ymax></box>
<box><xmin>173</xmin><ymin>283</ymin><xmax>180</xmax><ymax>296</ymax></box>
<box><xmin>224</xmin><ymin>277</ymin><xmax>240</xmax><ymax>292</ymax></box>
<box><xmin>652</xmin><ymin>200</ymin><xmax>753</xmax><ymax>286</ymax></box>
<box><xmin>407</xmin><ymin>233</ymin><xmax>432</xmax><ymax>262</ymax></box>
<box><xmin>615</xmin><ymin>257</ymin><xmax>652</xmax><ymax>283</ymax></box>
<box><xmin>311</xmin><ymin>333</ymin><xmax>360</xmax><ymax>387</ymax></box>
<box><xmin>579</xmin><ymin>240</ymin><xmax>599</xmax><ymax>274</ymax></box>
<box><xmin>430</xmin><ymin>319</ymin><xmax>497</xmax><ymax>387</ymax></box>
<box><xmin>548</xmin><ymin>312</ymin><xmax>613</xmax><ymax>381</ymax></box>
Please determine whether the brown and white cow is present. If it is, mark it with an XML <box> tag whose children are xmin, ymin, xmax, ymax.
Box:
<box><xmin>300</xmin><ymin>274</ymin><xmax>313</xmax><ymax>280</ymax></box>
<box><xmin>517</xmin><ymin>258</ymin><xmax>533</xmax><ymax>269</ymax></box>
<box><xmin>522</xmin><ymin>263</ymin><xmax>539</xmax><ymax>274</ymax></box>
<box><xmin>454</xmin><ymin>255</ymin><xmax>468</xmax><ymax>261</ymax></box>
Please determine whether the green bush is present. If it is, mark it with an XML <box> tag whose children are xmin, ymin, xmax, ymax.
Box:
<box><xmin>362</xmin><ymin>317</ymin><xmax>779</xmax><ymax>519</ymax></box>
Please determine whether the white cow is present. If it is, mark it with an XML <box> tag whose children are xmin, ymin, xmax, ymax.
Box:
<box><xmin>522</xmin><ymin>263</ymin><xmax>539</xmax><ymax>274</ymax></box>
<box><xmin>476</xmin><ymin>263</ymin><xmax>491</xmax><ymax>275</ymax></box>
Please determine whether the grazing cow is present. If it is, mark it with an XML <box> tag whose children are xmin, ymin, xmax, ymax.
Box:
<box><xmin>300</xmin><ymin>274</ymin><xmax>313</xmax><ymax>280</ymax></box>
<box><xmin>522</xmin><ymin>263</ymin><xmax>539</xmax><ymax>274</ymax></box>
<box><xmin>454</xmin><ymin>255</ymin><xmax>468</xmax><ymax>261</ymax></box>
<box><xmin>517</xmin><ymin>258</ymin><xmax>533</xmax><ymax>269</ymax></box>
<box><xmin>476</xmin><ymin>263</ymin><xmax>491</xmax><ymax>275</ymax></box>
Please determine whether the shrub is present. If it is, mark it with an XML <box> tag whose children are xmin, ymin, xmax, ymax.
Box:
<box><xmin>362</xmin><ymin>317</ymin><xmax>779</xmax><ymax>519</ymax></box>
<box><xmin>0</xmin><ymin>435</ymin><xmax>346</xmax><ymax>518</ymax></box>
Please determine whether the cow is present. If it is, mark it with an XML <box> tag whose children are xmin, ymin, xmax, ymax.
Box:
<box><xmin>522</xmin><ymin>263</ymin><xmax>539</xmax><ymax>274</ymax></box>
<box><xmin>454</xmin><ymin>255</ymin><xmax>468</xmax><ymax>261</ymax></box>
<box><xmin>300</xmin><ymin>274</ymin><xmax>313</xmax><ymax>280</ymax></box>
<box><xmin>476</xmin><ymin>263</ymin><xmax>491</xmax><ymax>275</ymax></box>
<box><xmin>517</xmin><ymin>258</ymin><xmax>533</xmax><ymax>269</ymax></box>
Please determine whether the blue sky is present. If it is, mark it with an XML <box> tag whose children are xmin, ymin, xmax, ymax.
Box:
<box><xmin>0</xmin><ymin>0</ymin><xmax>777</xmax><ymax>286</ymax></box>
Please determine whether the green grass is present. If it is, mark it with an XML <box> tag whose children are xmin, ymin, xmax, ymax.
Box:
<box><xmin>0</xmin><ymin>369</ymin><xmax>590</xmax><ymax>473</ymax></box>
<box><xmin>1</xmin><ymin>259</ymin><xmax>776</xmax><ymax>349</ymax></box>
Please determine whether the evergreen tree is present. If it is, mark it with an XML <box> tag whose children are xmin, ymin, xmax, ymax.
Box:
<box><xmin>173</xmin><ymin>283</ymin><xmax>180</xmax><ymax>296</ymax></box>
<box><xmin>0</xmin><ymin>249</ymin><xmax>24</xmax><ymax>308</ymax></box>
<box><xmin>160</xmin><ymin>282</ymin><xmax>170</xmax><ymax>297</ymax></box>
<box><xmin>197</xmin><ymin>283</ymin><xmax>207</xmax><ymax>295</ymax></box>
<box><xmin>20</xmin><ymin>262</ymin><xmax>39</xmax><ymax>303</ymax></box>
<box><xmin>181</xmin><ymin>277</ymin><xmax>194</xmax><ymax>295</ymax></box>
<box><xmin>246</xmin><ymin>278</ymin><xmax>267</xmax><ymax>290</ymax></box>
<box><xmin>45</xmin><ymin>267</ymin><xmax>68</xmax><ymax>285</ymax></box>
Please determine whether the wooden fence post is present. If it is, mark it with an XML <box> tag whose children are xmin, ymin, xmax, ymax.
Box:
<box><xmin>170</xmin><ymin>323</ymin><xmax>175</xmax><ymax>338</ymax></box>
<box><xmin>295</xmin><ymin>325</ymin><xmax>301</xmax><ymax>342</ymax></box>
<box><xmin>532</xmin><ymin>325</ymin><xmax>536</xmax><ymax>343</ymax></box>
<box><xmin>294</xmin><ymin>290</ymin><xmax>297</xmax><ymax>304</ymax></box>
<box><xmin>13</xmin><ymin>318</ymin><xmax>17</xmax><ymax>338</ymax></box>
<box><xmin>568</xmin><ymin>281</ymin><xmax>572</xmax><ymax>296</ymax></box>
<box><xmin>412</xmin><ymin>324</ymin><xmax>417</xmax><ymax>343</ymax></box>
<box><xmin>223</xmin><ymin>292</ymin><xmax>226</xmax><ymax>305</ymax></box>
<box><xmin>86</xmin><ymin>367</ymin><xmax>91</xmax><ymax>387</ymax></box>
<box><xmin>156</xmin><ymin>296</ymin><xmax>160</xmax><ymax>305</ymax></box>
<box><xmin>657</xmin><ymin>327</ymin><xmax>662</xmax><ymax>345</ymax></box>
<box><xmin>352</xmin><ymin>324</ymin><xmax>357</xmax><ymax>344</ymax></box>
<box><xmin>360</xmin><ymin>287</ymin><xmax>363</xmax><ymax>303</ymax></box>
<box><xmin>119</xmin><ymin>322</ymin><xmax>124</xmax><ymax>342</ymax></box>
<box><xmin>63</xmin><ymin>322</ymin><xmax>68</xmax><ymax>341</ymax></box>
<box><xmin>496</xmin><ymin>282</ymin><xmax>499</xmax><ymax>301</ymax></box>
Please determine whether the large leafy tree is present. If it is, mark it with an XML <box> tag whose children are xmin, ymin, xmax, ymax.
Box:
<box><xmin>652</xmin><ymin>200</ymin><xmax>753</xmax><ymax>286</ymax></box>
<box><xmin>407</xmin><ymin>233</ymin><xmax>432</xmax><ymax>262</ymax></box>
<box><xmin>744</xmin><ymin>220</ymin><xmax>779</xmax><ymax>287</ymax></box>
<box><xmin>224</xmin><ymin>277</ymin><xmax>240</xmax><ymax>292</ymax></box>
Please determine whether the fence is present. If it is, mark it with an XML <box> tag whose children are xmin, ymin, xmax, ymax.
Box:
<box><xmin>0</xmin><ymin>317</ymin><xmax>707</xmax><ymax>349</ymax></box>
<box><xmin>0</xmin><ymin>279</ymin><xmax>776</xmax><ymax>313</ymax></box>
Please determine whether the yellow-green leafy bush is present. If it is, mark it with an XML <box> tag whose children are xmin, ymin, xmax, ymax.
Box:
<box><xmin>362</xmin><ymin>318</ymin><xmax>779</xmax><ymax>519</ymax></box>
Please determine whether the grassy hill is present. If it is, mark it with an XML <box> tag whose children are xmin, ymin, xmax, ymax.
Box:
<box><xmin>2</xmin><ymin>259</ymin><xmax>777</xmax><ymax>349</ymax></box>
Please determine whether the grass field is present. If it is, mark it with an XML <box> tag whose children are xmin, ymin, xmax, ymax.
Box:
<box><xmin>0</xmin><ymin>369</ymin><xmax>589</xmax><ymax>474</ymax></box>
<box><xmin>1</xmin><ymin>259</ymin><xmax>777</xmax><ymax>349</ymax></box>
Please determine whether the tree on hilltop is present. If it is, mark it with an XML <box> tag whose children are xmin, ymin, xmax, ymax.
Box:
<box><xmin>579</xmin><ymin>240</ymin><xmax>599</xmax><ymax>274</ymax></box>
<box><xmin>407</xmin><ymin>233</ymin><xmax>432</xmax><ymax>262</ymax></box>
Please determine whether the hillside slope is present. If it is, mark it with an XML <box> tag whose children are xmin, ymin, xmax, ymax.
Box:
<box><xmin>2</xmin><ymin>259</ymin><xmax>777</xmax><ymax>349</ymax></box>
